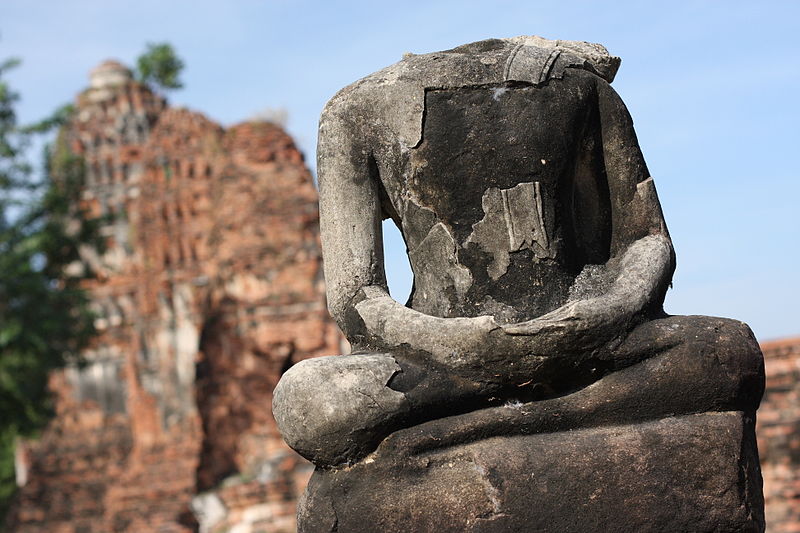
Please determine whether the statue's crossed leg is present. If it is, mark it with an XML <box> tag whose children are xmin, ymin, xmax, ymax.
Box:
<box><xmin>274</xmin><ymin>315</ymin><xmax>763</xmax><ymax>467</ymax></box>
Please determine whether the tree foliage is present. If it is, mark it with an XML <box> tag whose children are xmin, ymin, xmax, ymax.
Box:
<box><xmin>136</xmin><ymin>42</ymin><xmax>184</xmax><ymax>91</ymax></box>
<box><xmin>0</xmin><ymin>56</ymin><xmax>98</xmax><ymax>521</ymax></box>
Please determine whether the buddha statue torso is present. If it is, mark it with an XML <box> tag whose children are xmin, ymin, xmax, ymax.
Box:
<box><xmin>373</xmin><ymin>70</ymin><xmax>612</xmax><ymax>322</ymax></box>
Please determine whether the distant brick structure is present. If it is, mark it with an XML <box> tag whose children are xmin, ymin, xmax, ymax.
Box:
<box><xmin>6</xmin><ymin>61</ymin><xmax>343</xmax><ymax>533</ymax></box>
<box><xmin>758</xmin><ymin>337</ymin><xmax>800</xmax><ymax>533</ymax></box>
<box><xmin>5</xmin><ymin>60</ymin><xmax>798</xmax><ymax>533</ymax></box>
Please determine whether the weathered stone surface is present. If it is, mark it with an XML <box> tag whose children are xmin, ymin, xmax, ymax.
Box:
<box><xmin>6</xmin><ymin>61</ymin><xmax>343</xmax><ymax>533</ymax></box>
<box><xmin>301</xmin><ymin>412</ymin><xmax>762</xmax><ymax>533</ymax></box>
<box><xmin>274</xmin><ymin>35</ymin><xmax>766</xmax><ymax>531</ymax></box>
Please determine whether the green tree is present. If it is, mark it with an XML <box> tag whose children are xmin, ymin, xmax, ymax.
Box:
<box><xmin>0</xmin><ymin>57</ymin><xmax>98</xmax><ymax>521</ymax></box>
<box><xmin>136</xmin><ymin>42</ymin><xmax>184</xmax><ymax>91</ymax></box>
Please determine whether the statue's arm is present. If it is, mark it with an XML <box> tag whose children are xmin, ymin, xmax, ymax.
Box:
<box><xmin>317</xmin><ymin>99</ymin><xmax>387</xmax><ymax>345</ymax></box>
<box><xmin>590</xmin><ymin>79</ymin><xmax>675</xmax><ymax>318</ymax></box>
<box><xmin>503</xmin><ymin>79</ymin><xmax>675</xmax><ymax>348</ymax></box>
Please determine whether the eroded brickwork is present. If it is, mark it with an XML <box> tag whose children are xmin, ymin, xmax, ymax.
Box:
<box><xmin>758</xmin><ymin>337</ymin><xmax>800</xmax><ymax>533</ymax></box>
<box><xmin>6</xmin><ymin>60</ymin><xmax>342</xmax><ymax>533</ymax></box>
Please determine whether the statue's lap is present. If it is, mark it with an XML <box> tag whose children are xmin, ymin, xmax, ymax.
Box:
<box><xmin>273</xmin><ymin>315</ymin><xmax>763</xmax><ymax>469</ymax></box>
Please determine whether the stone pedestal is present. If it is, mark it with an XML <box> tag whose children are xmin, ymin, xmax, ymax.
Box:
<box><xmin>299</xmin><ymin>411</ymin><xmax>763</xmax><ymax>533</ymax></box>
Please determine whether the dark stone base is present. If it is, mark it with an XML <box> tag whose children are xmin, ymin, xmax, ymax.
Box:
<box><xmin>298</xmin><ymin>411</ymin><xmax>763</xmax><ymax>532</ymax></box>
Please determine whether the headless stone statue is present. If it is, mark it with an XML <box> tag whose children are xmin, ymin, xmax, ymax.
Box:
<box><xmin>274</xmin><ymin>36</ymin><xmax>765</xmax><ymax>532</ymax></box>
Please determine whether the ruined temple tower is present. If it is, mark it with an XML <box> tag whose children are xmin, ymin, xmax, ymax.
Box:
<box><xmin>7</xmin><ymin>61</ymin><xmax>343</xmax><ymax>532</ymax></box>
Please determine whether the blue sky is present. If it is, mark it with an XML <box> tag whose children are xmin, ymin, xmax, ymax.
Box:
<box><xmin>2</xmin><ymin>0</ymin><xmax>798</xmax><ymax>340</ymax></box>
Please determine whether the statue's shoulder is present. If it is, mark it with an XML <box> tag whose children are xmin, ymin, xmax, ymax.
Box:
<box><xmin>319</xmin><ymin>43</ymin><xmax>513</xmax><ymax>143</ymax></box>
<box><xmin>319</xmin><ymin>37</ymin><xmax>621</xmax><ymax>146</ymax></box>
<box><xmin>327</xmin><ymin>36</ymin><xmax>619</xmax><ymax>103</ymax></box>
<box><xmin>502</xmin><ymin>36</ymin><xmax>620</xmax><ymax>86</ymax></box>
<box><xmin>322</xmin><ymin>39</ymin><xmax>513</xmax><ymax>114</ymax></box>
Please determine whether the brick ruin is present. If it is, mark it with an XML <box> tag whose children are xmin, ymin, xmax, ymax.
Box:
<box><xmin>6</xmin><ymin>61</ymin><xmax>343</xmax><ymax>533</ymax></box>
<box><xmin>758</xmin><ymin>337</ymin><xmax>800</xmax><ymax>533</ymax></box>
<box><xmin>3</xmin><ymin>61</ymin><xmax>799</xmax><ymax>533</ymax></box>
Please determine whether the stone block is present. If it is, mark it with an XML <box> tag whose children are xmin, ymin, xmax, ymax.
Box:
<box><xmin>300</xmin><ymin>411</ymin><xmax>763</xmax><ymax>532</ymax></box>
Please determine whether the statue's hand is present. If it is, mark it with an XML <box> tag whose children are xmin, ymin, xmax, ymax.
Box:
<box><xmin>501</xmin><ymin>299</ymin><xmax>605</xmax><ymax>334</ymax></box>
<box><xmin>501</xmin><ymin>234</ymin><xmax>673</xmax><ymax>353</ymax></box>
<box><xmin>499</xmin><ymin>297</ymin><xmax>627</xmax><ymax>355</ymax></box>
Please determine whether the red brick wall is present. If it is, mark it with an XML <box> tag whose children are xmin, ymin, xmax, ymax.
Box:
<box><xmin>758</xmin><ymin>337</ymin><xmax>800</xmax><ymax>533</ymax></box>
<box><xmin>5</xmin><ymin>61</ymin><xmax>342</xmax><ymax>533</ymax></box>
